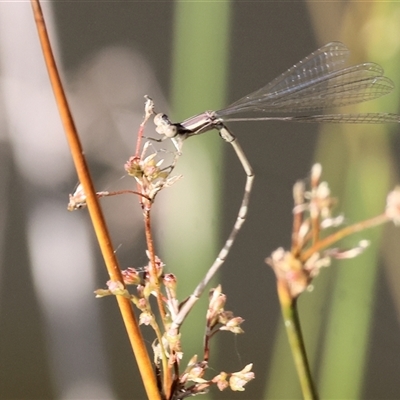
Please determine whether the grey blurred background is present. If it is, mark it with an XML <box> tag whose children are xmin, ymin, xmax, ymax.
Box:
<box><xmin>1</xmin><ymin>1</ymin><xmax>400</xmax><ymax>399</ymax></box>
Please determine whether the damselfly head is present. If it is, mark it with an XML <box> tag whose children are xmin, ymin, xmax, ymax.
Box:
<box><xmin>154</xmin><ymin>113</ymin><xmax>178</xmax><ymax>138</ymax></box>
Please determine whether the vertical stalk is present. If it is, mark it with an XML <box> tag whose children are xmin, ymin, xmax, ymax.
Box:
<box><xmin>277</xmin><ymin>281</ymin><xmax>318</xmax><ymax>400</ymax></box>
<box><xmin>30</xmin><ymin>1</ymin><xmax>160</xmax><ymax>398</ymax></box>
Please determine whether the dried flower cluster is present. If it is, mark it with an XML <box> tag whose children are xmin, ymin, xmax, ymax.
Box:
<box><xmin>95</xmin><ymin>255</ymin><xmax>253</xmax><ymax>398</ymax></box>
<box><xmin>70</xmin><ymin>97</ymin><xmax>256</xmax><ymax>398</ymax></box>
<box><xmin>266</xmin><ymin>164</ymin><xmax>398</xmax><ymax>299</ymax></box>
<box><xmin>124</xmin><ymin>141</ymin><xmax>182</xmax><ymax>206</ymax></box>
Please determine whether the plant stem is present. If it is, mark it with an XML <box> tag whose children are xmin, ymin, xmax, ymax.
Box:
<box><xmin>143</xmin><ymin>208</ymin><xmax>171</xmax><ymax>396</ymax></box>
<box><xmin>301</xmin><ymin>213</ymin><xmax>389</xmax><ymax>262</ymax></box>
<box><xmin>30</xmin><ymin>1</ymin><xmax>160</xmax><ymax>398</ymax></box>
<box><xmin>144</xmin><ymin>209</ymin><xmax>167</xmax><ymax>322</ymax></box>
<box><xmin>277</xmin><ymin>280</ymin><xmax>319</xmax><ymax>400</ymax></box>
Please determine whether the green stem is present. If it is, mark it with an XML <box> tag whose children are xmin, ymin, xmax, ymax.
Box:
<box><xmin>277</xmin><ymin>281</ymin><xmax>319</xmax><ymax>400</ymax></box>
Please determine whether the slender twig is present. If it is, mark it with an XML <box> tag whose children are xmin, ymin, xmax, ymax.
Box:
<box><xmin>101</xmin><ymin>190</ymin><xmax>152</xmax><ymax>202</ymax></box>
<box><xmin>30</xmin><ymin>1</ymin><xmax>160</xmax><ymax>398</ymax></box>
<box><xmin>301</xmin><ymin>213</ymin><xmax>389</xmax><ymax>262</ymax></box>
<box><xmin>135</xmin><ymin>123</ymin><xmax>145</xmax><ymax>160</ymax></box>
<box><xmin>135</xmin><ymin>95</ymin><xmax>154</xmax><ymax>159</ymax></box>
<box><xmin>143</xmin><ymin>208</ymin><xmax>171</xmax><ymax>396</ymax></box>
<box><xmin>143</xmin><ymin>209</ymin><xmax>166</xmax><ymax>323</ymax></box>
<box><xmin>292</xmin><ymin>181</ymin><xmax>305</xmax><ymax>255</ymax></box>
<box><xmin>149</xmin><ymin>306</ymin><xmax>170</xmax><ymax>398</ymax></box>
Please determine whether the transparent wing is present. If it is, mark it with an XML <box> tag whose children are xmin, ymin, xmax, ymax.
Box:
<box><xmin>216</xmin><ymin>42</ymin><xmax>394</xmax><ymax>117</ymax></box>
<box><xmin>229</xmin><ymin>64</ymin><xmax>393</xmax><ymax>113</ymax></box>
<box><xmin>279</xmin><ymin>113</ymin><xmax>400</xmax><ymax>123</ymax></box>
<box><xmin>224</xmin><ymin>113</ymin><xmax>400</xmax><ymax>124</ymax></box>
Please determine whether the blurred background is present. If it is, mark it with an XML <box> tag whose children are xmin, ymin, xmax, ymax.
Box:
<box><xmin>1</xmin><ymin>1</ymin><xmax>400</xmax><ymax>399</ymax></box>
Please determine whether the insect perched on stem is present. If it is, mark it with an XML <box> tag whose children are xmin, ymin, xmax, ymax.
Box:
<box><xmin>153</xmin><ymin>42</ymin><xmax>400</xmax><ymax>331</ymax></box>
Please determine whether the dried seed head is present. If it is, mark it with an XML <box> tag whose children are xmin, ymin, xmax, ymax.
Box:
<box><xmin>266</xmin><ymin>248</ymin><xmax>311</xmax><ymax>298</ymax></box>
<box><xmin>68</xmin><ymin>183</ymin><xmax>87</xmax><ymax>211</ymax></box>
<box><xmin>386</xmin><ymin>187</ymin><xmax>400</xmax><ymax>224</ymax></box>
<box><xmin>229</xmin><ymin>364</ymin><xmax>255</xmax><ymax>392</ymax></box>
<box><xmin>212</xmin><ymin>372</ymin><xmax>229</xmax><ymax>391</ymax></box>
<box><xmin>163</xmin><ymin>273</ymin><xmax>177</xmax><ymax>290</ymax></box>
<box><xmin>311</xmin><ymin>163</ymin><xmax>322</xmax><ymax>187</ymax></box>
<box><xmin>143</xmin><ymin>95</ymin><xmax>155</xmax><ymax>121</ymax></box>
<box><xmin>293</xmin><ymin>180</ymin><xmax>306</xmax><ymax>206</ymax></box>
<box><xmin>125</xmin><ymin>142</ymin><xmax>182</xmax><ymax>200</ymax></box>
<box><xmin>121</xmin><ymin>267</ymin><xmax>141</xmax><ymax>285</ymax></box>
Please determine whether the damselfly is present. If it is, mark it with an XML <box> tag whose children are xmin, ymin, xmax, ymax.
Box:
<box><xmin>154</xmin><ymin>42</ymin><xmax>400</xmax><ymax>330</ymax></box>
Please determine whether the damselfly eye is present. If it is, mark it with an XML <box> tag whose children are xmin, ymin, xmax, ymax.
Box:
<box><xmin>165</xmin><ymin>125</ymin><xmax>178</xmax><ymax>138</ymax></box>
<box><xmin>153</xmin><ymin>113</ymin><xmax>177</xmax><ymax>137</ymax></box>
<box><xmin>154</xmin><ymin>113</ymin><xmax>168</xmax><ymax>127</ymax></box>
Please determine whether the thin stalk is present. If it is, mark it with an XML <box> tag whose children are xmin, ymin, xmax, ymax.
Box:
<box><xmin>150</xmin><ymin>309</ymin><xmax>171</xmax><ymax>398</ymax></box>
<box><xmin>100</xmin><ymin>190</ymin><xmax>151</xmax><ymax>201</ymax></box>
<box><xmin>30</xmin><ymin>1</ymin><xmax>160</xmax><ymax>399</ymax></box>
<box><xmin>277</xmin><ymin>280</ymin><xmax>319</xmax><ymax>400</ymax></box>
<box><xmin>291</xmin><ymin>186</ymin><xmax>305</xmax><ymax>255</ymax></box>
<box><xmin>143</xmin><ymin>208</ymin><xmax>171</xmax><ymax>396</ymax></box>
<box><xmin>301</xmin><ymin>213</ymin><xmax>389</xmax><ymax>262</ymax></box>
<box><xmin>143</xmin><ymin>209</ymin><xmax>167</xmax><ymax>323</ymax></box>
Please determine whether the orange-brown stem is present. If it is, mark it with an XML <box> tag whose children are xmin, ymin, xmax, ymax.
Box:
<box><xmin>30</xmin><ymin>1</ymin><xmax>160</xmax><ymax>398</ymax></box>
